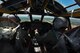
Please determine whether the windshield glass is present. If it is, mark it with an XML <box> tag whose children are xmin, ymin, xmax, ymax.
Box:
<box><xmin>70</xmin><ymin>17</ymin><xmax>80</xmax><ymax>28</ymax></box>
<box><xmin>2</xmin><ymin>14</ymin><xmax>80</xmax><ymax>28</ymax></box>
<box><xmin>18</xmin><ymin>14</ymin><xmax>54</xmax><ymax>24</ymax></box>
<box><xmin>43</xmin><ymin>16</ymin><xmax>54</xmax><ymax>24</ymax></box>
<box><xmin>57</xmin><ymin>0</ymin><xmax>80</xmax><ymax>11</ymax></box>
<box><xmin>3</xmin><ymin>14</ymin><xmax>54</xmax><ymax>24</ymax></box>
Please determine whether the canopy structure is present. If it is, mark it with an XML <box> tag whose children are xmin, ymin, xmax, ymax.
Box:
<box><xmin>0</xmin><ymin>0</ymin><xmax>79</xmax><ymax>18</ymax></box>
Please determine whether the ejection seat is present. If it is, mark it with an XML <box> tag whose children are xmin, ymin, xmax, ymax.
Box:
<box><xmin>34</xmin><ymin>17</ymin><xmax>69</xmax><ymax>53</ymax></box>
<box><xmin>45</xmin><ymin>17</ymin><xmax>69</xmax><ymax>53</ymax></box>
<box><xmin>0</xmin><ymin>16</ymin><xmax>21</xmax><ymax>53</ymax></box>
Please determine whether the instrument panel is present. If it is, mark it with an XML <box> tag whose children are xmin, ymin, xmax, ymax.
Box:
<box><xmin>20</xmin><ymin>21</ymin><xmax>52</xmax><ymax>35</ymax></box>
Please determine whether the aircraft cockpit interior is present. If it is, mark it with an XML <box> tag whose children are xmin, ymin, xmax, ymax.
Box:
<box><xmin>0</xmin><ymin>0</ymin><xmax>80</xmax><ymax>53</ymax></box>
